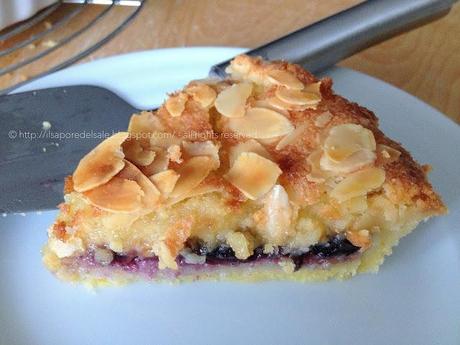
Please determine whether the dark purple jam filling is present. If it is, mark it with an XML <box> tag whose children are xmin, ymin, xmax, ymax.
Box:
<box><xmin>186</xmin><ymin>235</ymin><xmax>360</xmax><ymax>271</ymax></box>
<box><xmin>104</xmin><ymin>235</ymin><xmax>360</xmax><ymax>272</ymax></box>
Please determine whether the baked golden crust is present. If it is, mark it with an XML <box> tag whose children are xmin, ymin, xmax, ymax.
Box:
<box><xmin>43</xmin><ymin>55</ymin><xmax>446</xmax><ymax>284</ymax></box>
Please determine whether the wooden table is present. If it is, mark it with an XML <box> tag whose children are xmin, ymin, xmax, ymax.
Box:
<box><xmin>3</xmin><ymin>0</ymin><xmax>459</xmax><ymax>123</ymax></box>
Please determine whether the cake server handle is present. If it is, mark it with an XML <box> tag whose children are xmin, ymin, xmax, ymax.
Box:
<box><xmin>210</xmin><ymin>0</ymin><xmax>457</xmax><ymax>76</ymax></box>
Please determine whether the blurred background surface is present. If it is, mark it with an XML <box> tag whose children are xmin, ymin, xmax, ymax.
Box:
<box><xmin>1</xmin><ymin>0</ymin><xmax>459</xmax><ymax>123</ymax></box>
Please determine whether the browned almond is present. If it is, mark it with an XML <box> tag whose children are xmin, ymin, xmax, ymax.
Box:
<box><xmin>165</xmin><ymin>93</ymin><xmax>188</xmax><ymax>117</ymax></box>
<box><xmin>169</xmin><ymin>156</ymin><xmax>215</xmax><ymax>199</ymax></box>
<box><xmin>214</xmin><ymin>82</ymin><xmax>253</xmax><ymax>118</ymax></box>
<box><xmin>228</xmin><ymin>107</ymin><xmax>294</xmax><ymax>139</ymax></box>
<box><xmin>266</xmin><ymin>70</ymin><xmax>304</xmax><ymax>90</ymax></box>
<box><xmin>330</xmin><ymin>167</ymin><xmax>385</xmax><ymax>202</ymax></box>
<box><xmin>185</xmin><ymin>83</ymin><xmax>217</xmax><ymax>108</ymax></box>
<box><xmin>224</xmin><ymin>152</ymin><xmax>282</xmax><ymax>200</ymax></box>
<box><xmin>73</xmin><ymin>132</ymin><xmax>128</xmax><ymax>192</ymax></box>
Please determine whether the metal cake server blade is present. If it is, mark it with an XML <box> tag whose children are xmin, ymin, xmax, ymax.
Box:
<box><xmin>0</xmin><ymin>86</ymin><xmax>138</xmax><ymax>213</ymax></box>
<box><xmin>0</xmin><ymin>0</ymin><xmax>456</xmax><ymax>213</ymax></box>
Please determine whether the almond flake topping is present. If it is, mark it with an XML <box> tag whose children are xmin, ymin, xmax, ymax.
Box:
<box><xmin>259</xmin><ymin>184</ymin><xmax>294</xmax><ymax>245</ymax></box>
<box><xmin>224</xmin><ymin>152</ymin><xmax>282</xmax><ymax>200</ymax></box>
<box><xmin>226</xmin><ymin>232</ymin><xmax>254</xmax><ymax>260</ymax></box>
<box><xmin>324</xmin><ymin>124</ymin><xmax>376</xmax><ymax>162</ymax></box>
<box><xmin>165</xmin><ymin>92</ymin><xmax>188</xmax><ymax>117</ymax></box>
<box><xmin>346</xmin><ymin>229</ymin><xmax>371</xmax><ymax>250</ymax></box>
<box><xmin>128</xmin><ymin>111</ymin><xmax>164</xmax><ymax>145</ymax></box>
<box><xmin>330</xmin><ymin>167</ymin><xmax>385</xmax><ymax>202</ymax></box>
<box><xmin>377</xmin><ymin>144</ymin><xmax>401</xmax><ymax>165</ymax></box>
<box><xmin>117</xmin><ymin>160</ymin><xmax>161</xmax><ymax>210</ymax></box>
<box><xmin>306</xmin><ymin>149</ymin><xmax>333</xmax><ymax>183</ymax></box>
<box><xmin>276</xmin><ymin>123</ymin><xmax>308</xmax><ymax>150</ymax></box>
<box><xmin>260</xmin><ymin>97</ymin><xmax>290</xmax><ymax>114</ymax></box>
<box><xmin>169</xmin><ymin>156</ymin><xmax>215</xmax><ymax>199</ymax></box>
<box><xmin>182</xmin><ymin>140</ymin><xmax>220</xmax><ymax>169</ymax></box>
<box><xmin>303</xmin><ymin>81</ymin><xmax>322</xmax><ymax>94</ymax></box>
<box><xmin>215</xmin><ymin>82</ymin><xmax>253</xmax><ymax>118</ymax></box>
<box><xmin>167</xmin><ymin>145</ymin><xmax>183</xmax><ymax>164</ymax></box>
<box><xmin>320</xmin><ymin>149</ymin><xmax>376</xmax><ymax>174</ymax></box>
<box><xmin>140</xmin><ymin>147</ymin><xmax>169</xmax><ymax>176</ymax></box>
<box><xmin>150</xmin><ymin>132</ymin><xmax>182</xmax><ymax>148</ymax></box>
<box><xmin>266</xmin><ymin>70</ymin><xmax>304</xmax><ymax>90</ymax></box>
<box><xmin>73</xmin><ymin>132</ymin><xmax>128</xmax><ymax>192</ymax></box>
<box><xmin>275</xmin><ymin>87</ymin><xmax>321</xmax><ymax>106</ymax></box>
<box><xmin>83</xmin><ymin>160</ymin><xmax>160</xmax><ymax>212</ymax></box>
<box><xmin>185</xmin><ymin>83</ymin><xmax>217</xmax><ymax>108</ymax></box>
<box><xmin>228</xmin><ymin>107</ymin><xmax>294</xmax><ymax>139</ymax></box>
<box><xmin>123</xmin><ymin>139</ymin><xmax>156</xmax><ymax>166</ymax></box>
<box><xmin>228</xmin><ymin>139</ymin><xmax>271</xmax><ymax>167</ymax></box>
<box><xmin>83</xmin><ymin>177</ymin><xmax>143</xmax><ymax>212</ymax></box>
<box><xmin>149</xmin><ymin>169</ymin><xmax>180</xmax><ymax>196</ymax></box>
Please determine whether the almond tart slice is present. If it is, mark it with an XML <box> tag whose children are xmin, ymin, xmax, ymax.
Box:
<box><xmin>43</xmin><ymin>55</ymin><xmax>446</xmax><ymax>286</ymax></box>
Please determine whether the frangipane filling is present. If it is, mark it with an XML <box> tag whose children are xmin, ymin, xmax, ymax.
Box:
<box><xmin>43</xmin><ymin>55</ymin><xmax>445</xmax><ymax>283</ymax></box>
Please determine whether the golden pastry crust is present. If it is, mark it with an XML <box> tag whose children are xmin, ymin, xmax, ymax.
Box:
<box><xmin>43</xmin><ymin>55</ymin><xmax>446</xmax><ymax>284</ymax></box>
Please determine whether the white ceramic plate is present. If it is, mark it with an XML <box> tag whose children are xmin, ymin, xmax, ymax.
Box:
<box><xmin>1</xmin><ymin>48</ymin><xmax>459</xmax><ymax>345</ymax></box>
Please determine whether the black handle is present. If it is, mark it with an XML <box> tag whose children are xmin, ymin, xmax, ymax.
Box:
<box><xmin>210</xmin><ymin>0</ymin><xmax>456</xmax><ymax>77</ymax></box>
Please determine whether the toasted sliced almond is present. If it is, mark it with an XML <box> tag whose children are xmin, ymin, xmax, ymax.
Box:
<box><xmin>118</xmin><ymin>160</ymin><xmax>161</xmax><ymax>210</ymax></box>
<box><xmin>377</xmin><ymin>144</ymin><xmax>401</xmax><ymax>165</ymax></box>
<box><xmin>215</xmin><ymin>82</ymin><xmax>253</xmax><ymax>118</ymax></box>
<box><xmin>275</xmin><ymin>123</ymin><xmax>307</xmax><ymax>150</ymax></box>
<box><xmin>314</xmin><ymin>111</ymin><xmax>332</xmax><ymax>128</ymax></box>
<box><xmin>275</xmin><ymin>87</ymin><xmax>321</xmax><ymax>106</ymax></box>
<box><xmin>167</xmin><ymin>145</ymin><xmax>183</xmax><ymax>164</ymax></box>
<box><xmin>320</xmin><ymin>149</ymin><xmax>376</xmax><ymax>174</ymax></box>
<box><xmin>346</xmin><ymin>229</ymin><xmax>371</xmax><ymax>250</ymax></box>
<box><xmin>149</xmin><ymin>169</ymin><xmax>180</xmax><ymax>196</ymax></box>
<box><xmin>324</xmin><ymin>124</ymin><xmax>376</xmax><ymax>162</ymax></box>
<box><xmin>266</xmin><ymin>70</ymin><xmax>304</xmax><ymax>90</ymax></box>
<box><xmin>303</xmin><ymin>81</ymin><xmax>322</xmax><ymax>94</ymax></box>
<box><xmin>157</xmin><ymin>217</ymin><xmax>192</xmax><ymax>270</ymax></box>
<box><xmin>84</xmin><ymin>177</ymin><xmax>143</xmax><ymax>212</ymax></box>
<box><xmin>259</xmin><ymin>184</ymin><xmax>294</xmax><ymax>245</ymax></box>
<box><xmin>224</xmin><ymin>152</ymin><xmax>282</xmax><ymax>200</ymax></box>
<box><xmin>255</xmin><ymin>98</ymin><xmax>289</xmax><ymax>115</ymax></box>
<box><xmin>226</xmin><ymin>232</ymin><xmax>255</xmax><ymax>260</ymax></box>
<box><xmin>73</xmin><ymin>132</ymin><xmax>128</xmax><ymax>192</ymax></box>
<box><xmin>306</xmin><ymin>149</ymin><xmax>333</xmax><ymax>183</ymax></box>
<box><xmin>128</xmin><ymin>111</ymin><xmax>164</xmax><ymax>145</ymax></box>
<box><xmin>140</xmin><ymin>147</ymin><xmax>169</xmax><ymax>176</ymax></box>
<box><xmin>225</xmin><ymin>58</ymin><xmax>251</xmax><ymax>79</ymax></box>
<box><xmin>122</xmin><ymin>139</ymin><xmax>156</xmax><ymax>166</ymax></box>
<box><xmin>150</xmin><ymin>132</ymin><xmax>182</xmax><ymax>148</ymax></box>
<box><xmin>169</xmin><ymin>156</ymin><xmax>214</xmax><ymax>199</ymax></box>
<box><xmin>165</xmin><ymin>92</ymin><xmax>188</xmax><ymax>117</ymax></box>
<box><xmin>185</xmin><ymin>83</ymin><xmax>217</xmax><ymax>108</ymax></box>
<box><xmin>182</xmin><ymin>140</ymin><xmax>220</xmax><ymax>168</ymax></box>
<box><xmin>228</xmin><ymin>107</ymin><xmax>294</xmax><ymax>139</ymax></box>
<box><xmin>228</xmin><ymin>139</ymin><xmax>271</xmax><ymax>166</ymax></box>
<box><xmin>330</xmin><ymin>167</ymin><xmax>385</xmax><ymax>202</ymax></box>
<box><xmin>266</xmin><ymin>96</ymin><xmax>314</xmax><ymax>112</ymax></box>
<box><xmin>340</xmin><ymin>195</ymin><xmax>368</xmax><ymax>214</ymax></box>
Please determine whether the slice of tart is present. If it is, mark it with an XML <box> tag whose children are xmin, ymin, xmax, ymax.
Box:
<box><xmin>43</xmin><ymin>55</ymin><xmax>446</xmax><ymax>285</ymax></box>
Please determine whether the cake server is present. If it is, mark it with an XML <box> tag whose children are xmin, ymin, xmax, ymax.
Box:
<box><xmin>0</xmin><ymin>0</ymin><xmax>456</xmax><ymax>213</ymax></box>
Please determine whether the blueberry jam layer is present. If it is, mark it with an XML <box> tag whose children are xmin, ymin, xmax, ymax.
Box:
<box><xmin>186</xmin><ymin>235</ymin><xmax>360</xmax><ymax>271</ymax></box>
<box><xmin>81</xmin><ymin>235</ymin><xmax>361</xmax><ymax>274</ymax></box>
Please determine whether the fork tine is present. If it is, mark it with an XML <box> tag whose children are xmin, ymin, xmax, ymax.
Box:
<box><xmin>0</xmin><ymin>0</ymin><xmax>145</xmax><ymax>94</ymax></box>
